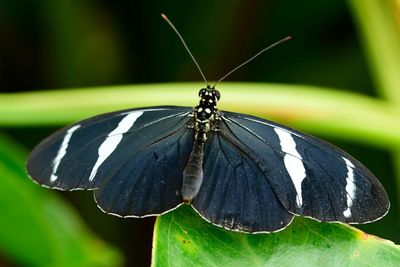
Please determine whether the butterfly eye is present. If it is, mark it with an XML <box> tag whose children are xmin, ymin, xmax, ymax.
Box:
<box><xmin>214</xmin><ymin>90</ymin><xmax>221</xmax><ymax>100</ymax></box>
<box><xmin>198</xmin><ymin>88</ymin><xmax>207</xmax><ymax>97</ymax></box>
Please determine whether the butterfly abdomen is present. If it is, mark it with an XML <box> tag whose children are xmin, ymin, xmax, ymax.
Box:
<box><xmin>182</xmin><ymin>139</ymin><xmax>205</xmax><ymax>202</ymax></box>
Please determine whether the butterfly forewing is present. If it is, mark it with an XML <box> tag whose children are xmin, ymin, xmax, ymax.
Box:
<box><xmin>27</xmin><ymin>106</ymin><xmax>194</xmax><ymax>216</ymax></box>
<box><xmin>219</xmin><ymin>111</ymin><xmax>389</xmax><ymax>224</ymax></box>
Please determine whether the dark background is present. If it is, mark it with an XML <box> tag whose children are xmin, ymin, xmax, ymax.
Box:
<box><xmin>1</xmin><ymin>1</ymin><xmax>373</xmax><ymax>93</ymax></box>
<box><xmin>1</xmin><ymin>1</ymin><xmax>397</xmax><ymax>266</ymax></box>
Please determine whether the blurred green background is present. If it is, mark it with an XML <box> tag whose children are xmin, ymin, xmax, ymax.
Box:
<box><xmin>1</xmin><ymin>0</ymin><xmax>399</xmax><ymax>266</ymax></box>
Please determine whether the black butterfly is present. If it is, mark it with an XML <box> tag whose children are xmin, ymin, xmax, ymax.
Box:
<box><xmin>26</xmin><ymin>14</ymin><xmax>389</xmax><ymax>233</ymax></box>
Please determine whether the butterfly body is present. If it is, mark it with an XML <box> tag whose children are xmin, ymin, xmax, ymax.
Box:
<box><xmin>183</xmin><ymin>87</ymin><xmax>220</xmax><ymax>202</ymax></box>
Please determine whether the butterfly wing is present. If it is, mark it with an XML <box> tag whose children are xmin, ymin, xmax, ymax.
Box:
<box><xmin>211</xmin><ymin>111</ymin><xmax>389</xmax><ymax>226</ymax></box>
<box><xmin>192</xmin><ymin>130</ymin><xmax>294</xmax><ymax>233</ymax></box>
<box><xmin>27</xmin><ymin>106</ymin><xmax>194</xmax><ymax>216</ymax></box>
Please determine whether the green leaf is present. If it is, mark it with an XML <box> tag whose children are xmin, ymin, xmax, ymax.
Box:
<box><xmin>0</xmin><ymin>133</ymin><xmax>123</xmax><ymax>267</ymax></box>
<box><xmin>152</xmin><ymin>205</ymin><xmax>400</xmax><ymax>266</ymax></box>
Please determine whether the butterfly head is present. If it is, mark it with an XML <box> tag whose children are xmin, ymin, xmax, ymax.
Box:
<box><xmin>194</xmin><ymin>86</ymin><xmax>220</xmax><ymax>134</ymax></box>
<box><xmin>198</xmin><ymin>86</ymin><xmax>220</xmax><ymax>108</ymax></box>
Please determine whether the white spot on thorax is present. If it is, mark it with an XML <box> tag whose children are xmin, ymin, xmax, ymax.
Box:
<box><xmin>274</xmin><ymin>128</ymin><xmax>306</xmax><ymax>207</ymax></box>
<box><xmin>50</xmin><ymin>125</ymin><xmax>81</xmax><ymax>182</ymax></box>
<box><xmin>342</xmin><ymin>157</ymin><xmax>356</xmax><ymax>218</ymax></box>
<box><xmin>88</xmin><ymin>111</ymin><xmax>143</xmax><ymax>182</ymax></box>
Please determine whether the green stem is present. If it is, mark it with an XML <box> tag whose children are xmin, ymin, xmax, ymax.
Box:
<box><xmin>1</xmin><ymin>83</ymin><xmax>400</xmax><ymax>151</ymax></box>
<box><xmin>349</xmin><ymin>0</ymin><xmax>400</xmax><ymax>103</ymax></box>
<box><xmin>349</xmin><ymin>0</ymin><xmax>400</xmax><ymax>213</ymax></box>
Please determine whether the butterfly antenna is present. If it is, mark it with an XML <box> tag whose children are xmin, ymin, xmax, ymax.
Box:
<box><xmin>212</xmin><ymin>36</ymin><xmax>292</xmax><ymax>88</ymax></box>
<box><xmin>161</xmin><ymin>14</ymin><xmax>209</xmax><ymax>86</ymax></box>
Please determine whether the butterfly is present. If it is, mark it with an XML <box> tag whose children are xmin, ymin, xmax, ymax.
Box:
<box><xmin>26</xmin><ymin>14</ymin><xmax>389</xmax><ymax>233</ymax></box>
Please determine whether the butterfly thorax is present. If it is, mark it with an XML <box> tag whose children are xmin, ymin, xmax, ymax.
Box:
<box><xmin>182</xmin><ymin>87</ymin><xmax>220</xmax><ymax>202</ymax></box>
<box><xmin>193</xmin><ymin>87</ymin><xmax>221</xmax><ymax>141</ymax></box>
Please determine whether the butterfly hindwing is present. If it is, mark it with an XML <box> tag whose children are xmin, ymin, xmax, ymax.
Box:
<box><xmin>192</xmin><ymin>131</ymin><xmax>294</xmax><ymax>233</ymax></box>
<box><xmin>94</xmin><ymin>125</ymin><xmax>194</xmax><ymax>217</ymax></box>
<box><xmin>219</xmin><ymin>111</ymin><xmax>389</xmax><ymax>224</ymax></box>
